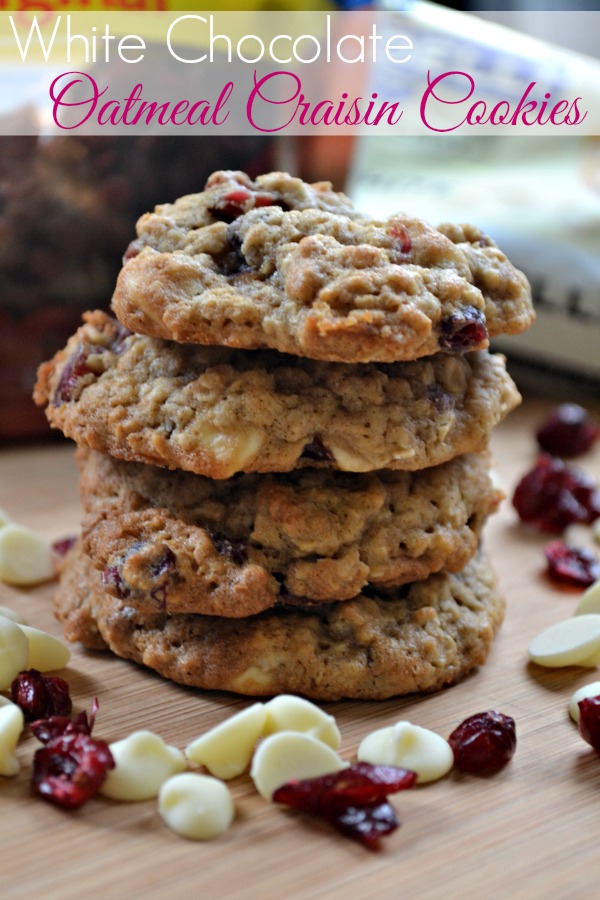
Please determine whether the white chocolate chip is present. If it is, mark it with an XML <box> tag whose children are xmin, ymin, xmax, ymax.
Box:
<box><xmin>574</xmin><ymin>581</ymin><xmax>600</xmax><ymax>616</ymax></box>
<box><xmin>528</xmin><ymin>615</ymin><xmax>600</xmax><ymax>667</ymax></box>
<box><xmin>250</xmin><ymin>732</ymin><xmax>346</xmax><ymax>801</ymax></box>
<box><xmin>230</xmin><ymin>665</ymin><xmax>273</xmax><ymax>693</ymax></box>
<box><xmin>158</xmin><ymin>773</ymin><xmax>234</xmax><ymax>840</ymax></box>
<box><xmin>328</xmin><ymin>445</ymin><xmax>373</xmax><ymax>472</ymax></box>
<box><xmin>101</xmin><ymin>730</ymin><xmax>185</xmax><ymax>801</ymax></box>
<box><xmin>0</xmin><ymin>702</ymin><xmax>24</xmax><ymax>776</ymax></box>
<box><xmin>0</xmin><ymin>605</ymin><xmax>26</xmax><ymax>625</ymax></box>
<box><xmin>186</xmin><ymin>703</ymin><xmax>267</xmax><ymax>780</ymax></box>
<box><xmin>179</xmin><ymin>424</ymin><xmax>264</xmax><ymax>475</ymax></box>
<box><xmin>264</xmin><ymin>695</ymin><xmax>341</xmax><ymax>749</ymax></box>
<box><xmin>391</xmin><ymin>448</ymin><xmax>417</xmax><ymax>461</ymax></box>
<box><xmin>20</xmin><ymin>625</ymin><xmax>70</xmax><ymax>672</ymax></box>
<box><xmin>568</xmin><ymin>682</ymin><xmax>600</xmax><ymax>722</ymax></box>
<box><xmin>0</xmin><ymin>508</ymin><xmax>12</xmax><ymax>529</ymax></box>
<box><xmin>357</xmin><ymin>721</ymin><xmax>453</xmax><ymax>784</ymax></box>
<box><xmin>0</xmin><ymin>615</ymin><xmax>29</xmax><ymax>690</ymax></box>
<box><xmin>0</xmin><ymin>524</ymin><xmax>54</xmax><ymax>586</ymax></box>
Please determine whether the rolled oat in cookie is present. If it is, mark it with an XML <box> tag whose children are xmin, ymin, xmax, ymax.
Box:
<box><xmin>54</xmin><ymin>543</ymin><xmax>505</xmax><ymax>701</ymax></box>
<box><xmin>112</xmin><ymin>170</ymin><xmax>534</xmax><ymax>363</ymax></box>
<box><xmin>34</xmin><ymin>311</ymin><xmax>520</xmax><ymax>479</ymax></box>
<box><xmin>77</xmin><ymin>448</ymin><xmax>502</xmax><ymax>614</ymax></box>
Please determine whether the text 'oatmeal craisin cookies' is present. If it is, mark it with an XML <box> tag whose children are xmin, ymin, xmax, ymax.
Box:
<box><xmin>112</xmin><ymin>170</ymin><xmax>534</xmax><ymax>364</ymax></box>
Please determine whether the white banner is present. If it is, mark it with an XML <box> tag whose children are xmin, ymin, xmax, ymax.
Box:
<box><xmin>0</xmin><ymin>8</ymin><xmax>598</xmax><ymax>135</ymax></box>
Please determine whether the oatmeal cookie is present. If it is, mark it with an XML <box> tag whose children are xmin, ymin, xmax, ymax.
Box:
<box><xmin>111</xmin><ymin>170</ymin><xmax>534</xmax><ymax>363</ymax></box>
<box><xmin>34</xmin><ymin>311</ymin><xmax>520</xmax><ymax>479</ymax></box>
<box><xmin>78</xmin><ymin>448</ymin><xmax>502</xmax><ymax>614</ymax></box>
<box><xmin>55</xmin><ymin>543</ymin><xmax>505</xmax><ymax>700</ymax></box>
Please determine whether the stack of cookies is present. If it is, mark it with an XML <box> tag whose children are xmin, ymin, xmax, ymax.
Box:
<box><xmin>34</xmin><ymin>170</ymin><xmax>534</xmax><ymax>701</ymax></box>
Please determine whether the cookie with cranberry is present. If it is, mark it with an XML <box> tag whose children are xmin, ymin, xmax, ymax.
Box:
<box><xmin>111</xmin><ymin>169</ymin><xmax>534</xmax><ymax>364</ymax></box>
<box><xmin>54</xmin><ymin>543</ymin><xmax>505</xmax><ymax>700</ymax></box>
<box><xmin>34</xmin><ymin>311</ymin><xmax>520</xmax><ymax>479</ymax></box>
<box><xmin>77</xmin><ymin>448</ymin><xmax>502</xmax><ymax>615</ymax></box>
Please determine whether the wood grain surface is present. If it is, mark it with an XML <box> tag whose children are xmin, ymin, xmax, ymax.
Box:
<box><xmin>2</xmin><ymin>393</ymin><xmax>600</xmax><ymax>900</ymax></box>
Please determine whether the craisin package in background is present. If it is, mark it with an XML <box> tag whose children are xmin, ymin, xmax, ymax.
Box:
<box><xmin>348</xmin><ymin>3</ymin><xmax>600</xmax><ymax>389</ymax></box>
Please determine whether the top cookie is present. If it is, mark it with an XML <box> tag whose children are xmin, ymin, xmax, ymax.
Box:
<box><xmin>112</xmin><ymin>170</ymin><xmax>534</xmax><ymax>364</ymax></box>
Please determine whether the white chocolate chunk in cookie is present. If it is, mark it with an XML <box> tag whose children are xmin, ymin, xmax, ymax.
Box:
<box><xmin>177</xmin><ymin>424</ymin><xmax>264</xmax><ymax>476</ymax></box>
<box><xmin>101</xmin><ymin>730</ymin><xmax>185</xmax><ymax>801</ymax></box>
<box><xmin>0</xmin><ymin>703</ymin><xmax>24</xmax><ymax>777</ymax></box>
<box><xmin>358</xmin><ymin>721</ymin><xmax>453</xmax><ymax>783</ymax></box>
<box><xmin>528</xmin><ymin>615</ymin><xmax>600</xmax><ymax>668</ymax></box>
<box><xmin>264</xmin><ymin>695</ymin><xmax>340</xmax><ymax>749</ymax></box>
<box><xmin>158</xmin><ymin>773</ymin><xmax>234</xmax><ymax>840</ymax></box>
<box><xmin>0</xmin><ymin>615</ymin><xmax>29</xmax><ymax>691</ymax></box>
<box><xmin>250</xmin><ymin>732</ymin><xmax>346</xmax><ymax>800</ymax></box>
<box><xmin>20</xmin><ymin>625</ymin><xmax>70</xmax><ymax>672</ymax></box>
<box><xmin>568</xmin><ymin>682</ymin><xmax>600</xmax><ymax>722</ymax></box>
<box><xmin>0</xmin><ymin>524</ymin><xmax>54</xmax><ymax>586</ymax></box>
<box><xmin>230</xmin><ymin>663</ymin><xmax>278</xmax><ymax>693</ymax></box>
<box><xmin>186</xmin><ymin>703</ymin><xmax>267</xmax><ymax>780</ymax></box>
<box><xmin>328</xmin><ymin>444</ymin><xmax>374</xmax><ymax>473</ymax></box>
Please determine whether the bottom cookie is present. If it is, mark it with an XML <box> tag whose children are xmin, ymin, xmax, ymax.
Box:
<box><xmin>55</xmin><ymin>543</ymin><xmax>505</xmax><ymax>701</ymax></box>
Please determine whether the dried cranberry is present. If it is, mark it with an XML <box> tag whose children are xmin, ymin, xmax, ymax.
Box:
<box><xmin>388</xmin><ymin>222</ymin><xmax>412</xmax><ymax>254</ymax></box>
<box><xmin>210</xmin><ymin>534</ymin><xmax>248</xmax><ymax>566</ymax></box>
<box><xmin>512</xmin><ymin>455</ymin><xmax>600</xmax><ymax>533</ymax></box>
<box><xmin>427</xmin><ymin>386</ymin><xmax>453</xmax><ymax>414</ymax></box>
<box><xmin>209</xmin><ymin>188</ymin><xmax>280</xmax><ymax>223</ymax></box>
<box><xmin>273</xmin><ymin>763</ymin><xmax>416</xmax><ymax>814</ymax></box>
<box><xmin>300</xmin><ymin>437</ymin><xmax>334</xmax><ymax>462</ymax></box>
<box><xmin>111</xmin><ymin>323</ymin><xmax>132</xmax><ymax>354</ymax></box>
<box><xmin>331</xmin><ymin>801</ymin><xmax>400</xmax><ymax>849</ymax></box>
<box><xmin>51</xmin><ymin>536</ymin><xmax>77</xmax><ymax>557</ymax></box>
<box><xmin>151</xmin><ymin>546</ymin><xmax>176</xmax><ymax>579</ymax></box>
<box><xmin>448</xmin><ymin>711</ymin><xmax>516</xmax><ymax>774</ymax></box>
<box><xmin>210</xmin><ymin>188</ymin><xmax>251</xmax><ymax>222</ymax></box>
<box><xmin>53</xmin><ymin>346</ymin><xmax>102</xmax><ymax>405</ymax></box>
<box><xmin>440</xmin><ymin>306</ymin><xmax>488</xmax><ymax>352</ymax></box>
<box><xmin>122</xmin><ymin>237</ymin><xmax>145</xmax><ymax>263</ymax></box>
<box><xmin>101</xmin><ymin>565</ymin><xmax>129</xmax><ymax>599</ymax></box>
<box><xmin>31</xmin><ymin>709</ymin><xmax>88</xmax><ymax>745</ymax></box>
<box><xmin>272</xmin><ymin>763</ymin><xmax>415</xmax><ymax>848</ymax></box>
<box><xmin>544</xmin><ymin>540</ymin><xmax>600</xmax><ymax>588</ymax></box>
<box><xmin>536</xmin><ymin>404</ymin><xmax>599</xmax><ymax>458</ymax></box>
<box><xmin>31</xmin><ymin>701</ymin><xmax>114</xmax><ymax>809</ymax></box>
<box><xmin>218</xmin><ymin>232</ymin><xmax>252</xmax><ymax>277</ymax></box>
<box><xmin>11</xmin><ymin>669</ymin><xmax>72</xmax><ymax>721</ymax></box>
<box><xmin>578</xmin><ymin>696</ymin><xmax>600</xmax><ymax>751</ymax></box>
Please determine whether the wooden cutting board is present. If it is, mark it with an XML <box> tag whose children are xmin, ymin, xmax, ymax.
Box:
<box><xmin>2</xmin><ymin>394</ymin><xmax>600</xmax><ymax>900</ymax></box>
